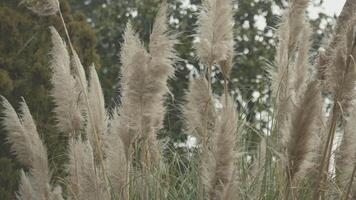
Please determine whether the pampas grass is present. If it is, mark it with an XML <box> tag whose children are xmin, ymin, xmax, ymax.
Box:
<box><xmin>336</xmin><ymin>107</ymin><xmax>356</xmax><ymax>197</ymax></box>
<box><xmin>315</xmin><ymin>10</ymin><xmax>356</xmax><ymax>200</ymax></box>
<box><xmin>68</xmin><ymin>139</ymin><xmax>109</xmax><ymax>200</ymax></box>
<box><xmin>1</xmin><ymin>97</ymin><xmax>63</xmax><ymax>200</ymax></box>
<box><xmin>4</xmin><ymin>0</ymin><xmax>356</xmax><ymax>199</ymax></box>
<box><xmin>209</xmin><ymin>95</ymin><xmax>238</xmax><ymax>200</ymax></box>
<box><xmin>49</xmin><ymin>27</ymin><xmax>84</xmax><ymax>137</ymax></box>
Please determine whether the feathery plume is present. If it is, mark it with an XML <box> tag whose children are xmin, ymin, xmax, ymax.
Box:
<box><xmin>105</xmin><ymin>111</ymin><xmax>127</xmax><ymax>197</ymax></box>
<box><xmin>183</xmin><ymin>77</ymin><xmax>216</xmax><ymax>143</ymax></box>
<box><xmin>285</xmin><ymin>81</ymin><xmax>322</xmax><ymax>182</ymax></box>
<box><xmin>87</xmin><ymin>65</ymin><xmax>108</xmax><ymax>162</ymax></box>
<box><xmin>149</xmin><ymin>2</ymin><xmax>177</xmax><ymax>80</ymax></box>
<box><xmin>68</xmin><ymin>139</ymin><xmax>110</xmax><ymax>200</ymax></box>
<box><xmin>16</xmin><ymin>170</ymin><xmax>36</xmax><ymax>200</ymax></box>
<box><xmin>318</xmin><ymin>0</ymin><xmax>356</xmax><ymax>82</ymax></box>
<box><xmin>114</xmin><ymin>4</ymin><xmax>176</xmax><ymax>165</ymax></box>
<box><xmin>1</xmin><ymin>97</ymin><xmax>32</xmax><ymax>167</ymax></box>
<box><xmin>20</xmin><ymin>0</ymin><xmax>59</xmax><ymax>16</ymax></box>
<box><xmin>183</xmin><ymin>77</ymin><xmax>216</xmax><ymax>199</ymax></box>
<box><xmin>114</xmin><ymin>22</ymin><xmax>149</xmax><ymax>159</ymax></box>
<box><xmin>314</xmin><ymin>11</ymin><xmax>356</xmax><ymax>197</ymax></box>
<box><xmin>71</xmin><ymin>50</ymin><xmax>88</xmax><ymax>93</ymax></box>
<box><xmin>19</xmin><ymin>100</ymin><xmax>52</xmax><ymax>198</ymax></box>
<box><xmin>146</xmin><ymin>2</ymin><xmax>177</xmax><ymax>164</ymax></box>
<box><xmin>1</xmin><ymin>97</ymin><xmax>63</xmax><ymax>200</ymax></box>
<box><xmin>49</xmin><ymin>27</ymin><xmax>84</xmax><ymax>136</ymax></box>
<box><xmin>269</xmin><ymin>0</ymin><xmax>310</xmax><ymax>151</ymax></box>
<box><xmin>324</xmin><ymin>20</ymin><xmax>356</xmax><ymax>112</ymax></box>
<box><xmin>222</xmin><ymin>168</ymin><xmax>240</xmax><ymax>200</ymax></box>
<box><xmin>336</xmin><ymin>107</ymin><xmax>356</xmax><ymax>193</ymax></box>
<box><xmin>209</xmin><ymin>95</ymin><xmax>238</xmax><ymax>200</ymax></box>
<box><xmin>323</xmin><ymin>0</ymin><xmax>356</xmax><ymax>59</ymax></box>
<box><xmin>195</xmin><ymin>0</ymin><xmax>234</xmax><ymax>66</ymax></box>
<box><xmin>270</xmin><ymin>0</ymin><xmax>309</xmax><ymax>102</ymax></box>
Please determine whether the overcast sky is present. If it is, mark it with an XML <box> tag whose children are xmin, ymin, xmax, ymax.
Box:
<box><xmin>309</xmin><ymin>0</ymin><xmax>346</xmax><ymax>18</ymax></box>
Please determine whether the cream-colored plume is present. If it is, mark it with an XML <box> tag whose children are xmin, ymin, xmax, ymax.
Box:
<box><xmin>1</xmin><ymin>97</ymin><xmax>63</xmax><ymax>200</ymax></box>
<box><xmin>87</xmin><ymin>65</ymin><xmax>108</xmax><ymax>162</ymax></box>
<box><xmin>285</xmin><ymin>81</ymin><xmax>322</xmax><ymax>182</ymax></box>
<box><xmin>324</xmin><ymin>19</ymin><xmax>356</xmax><ymax>112</ymax></box>
<box><xmin>336</xmin><ymin>107</ymin><xmax>356</xmax><ymax>194</ymax></box>
<box><xmin>183</xmin><ymin>77</ymin><xmax>216</xmax><ymax>143</ymax></box>
<box><xmin>105</xmin><ymin>110</ymin><xmax>127</xmax><ymax>198</ymax></box>
<box><xmin>49</xmin><ymin>27</ymin><xmax>84</xmax><ymax>136</ymax></box>
<box><xmin>209</xmin><ymin>95</ymin><xmax>238</xmax><ymax>200</ymax></box>
<box><xmin>113</xmin><ymin>4</ymin><xmax>176</xmax><ymax>166</ymax></box>
<box><xmin>68</xmin><ymin>139</ymin><xmax>110</xmax><ymax>200</ymax></box>
<box><xmin>195</xmin><ymin>0</ymin><xmax>234</xmax><ymax>67</ymax></box>
<box><xmin>16</xmin><ymin>170</ymin><xmax>35</xmax><ymax>200</ymax></box>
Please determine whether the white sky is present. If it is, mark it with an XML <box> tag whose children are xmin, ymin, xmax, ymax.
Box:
<box><xmin>181</xmin><ymin>0</ymin><xmax>346</xmax><ymax>16</ymax></box>
<box><xmin>309</xmin><ymin>0</ymin><xmax>346</xmax><ymax>18</ymax></box>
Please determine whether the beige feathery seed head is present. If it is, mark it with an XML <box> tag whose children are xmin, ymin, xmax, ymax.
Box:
<box><xmin>293</xmin><ymin>23</ymin><xmax>312</xmax><ymax>94</ymax></box>
<box><xmin>1</xmin><ymin>97</ymin><xmax>63</xmax><ymax>200</ymax></box>
<box><xmin>324</xmin><ymin>20</ymin><xmax>356</xmax><ymax>111</ymax></box>
<box><xmin>209</xmin><ymin>95</ymin><xmax>238</xmax><ymax>199</ymax></box>
<box><xmin>72</xmin><ymin>50</ymin><xmax>88</xmax><ymax>93</ymax></box>
<box><xmin>105</xmin><ymin>114</ymin><xmax>127</xmax><ymax>197</ymax></box>
<box><xmin>287</xmin><ymin>0</ymin><xmax>309</xmax><ymax>53</ymax></box>
<box><xmin>16</xmin><ymin>170</ymin><xmax>36</xmax><ymax>200</ymax></box>
<box><xmin>318</xmin><ymin>0</ymin><xmax>356</xmax><ymax>83</ymax></box>
<box><xmin>115</xmin><ymin>25</ymin><xmax>150</xmax><ymax>159</ymax></box>
<box><xmin>336</xmin><ymin>107</ymin><xmax>356</xmax><ymax>192</ymax></box>
<box><xmin>18</xmin><ymin>100</ymin><xmax>55</xmax><ymax>199</ymax></box>
<box><xmin>149</xmin><ymin>2</ymin><xmax>177</xmax><ymax>80</ymax></box>
<box><xmin>49</xmin><ymin>27</ymin><xmax>84</xmax><ymax>135</ymax></box>
<box><xmin>269</xmin><ymin>0</ymin><xmax>312</xmax><ymax>159</ymax></box>
<box><xmin>222</xmin><ymin>168</ymin><xmax>240</xmax><ymax>200</ymax></box>
<box><xmin>20</xmin><ymin>0</ymin><xmax>59</xmax><ymax>16</ymax></box>
<box><xmin>183</xmin><ymin>77</ymin><xmax>216</xmax><ymax>142</ymax></box>
<box><xmin>195</xmin><ymin>0</ymin><xmax>234</xmax><ymax>66</ymax></box>
<box><xmin>271</xmin><ymin>0</ymin><xmax>309</xmax><ymax>98</ymax></box>
<box><xmin>67</xmin><ymin>139</ymin><xmax>85</xmax><ymax>199</ymax></box>
<box><xmin>285</xmin><ymin>81</ymin><xmax>322</xmax><ymax>182</ymax></box>
<box><xmin>68</xmin><ymin>139</ymin><xmax>109</xmax><ymax>200</ymax></box>
<box><xmin>50</xmin><ymin>186</ymin><xmax>64</xmax><ymax>200</ymax></box>
<box><xmin>114</xmin><ymin>8</ymin><xmax>177</xmax><ymax>165</ymax></box>
<box><xmin>87</xmin><ymin>65</ymin><xmax>108</xmax><ymax>162</ymax></box>
<box><xmin>324</xmin><ymin>0</ymin><xmax>356</xmax><ymax>58</ymax></box>
<box><xmin>1</xmin><ymin>96</ymin><xmax>32</xmax><ymax>167</ymax></box>
<box><xmin>120</xmin><ymin>22</ymin><xmax>143</xmax><ymax>85</ymax></box>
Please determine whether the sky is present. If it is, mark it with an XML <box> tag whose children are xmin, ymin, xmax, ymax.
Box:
<box><xmin>309</xmin><ymin>0</ymin><xmax>346</xmax><ymax>18</ymax></box>
<box><xmin>180</xmin><ymin>0</ymin><xmax>347</xmax><ymax>22</ymax></box>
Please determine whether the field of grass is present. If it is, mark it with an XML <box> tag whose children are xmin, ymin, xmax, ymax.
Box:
<box><xmin>2</xmin><ymin>0</ymin><xmax>356</xmax><ymax>199</ymax></box>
